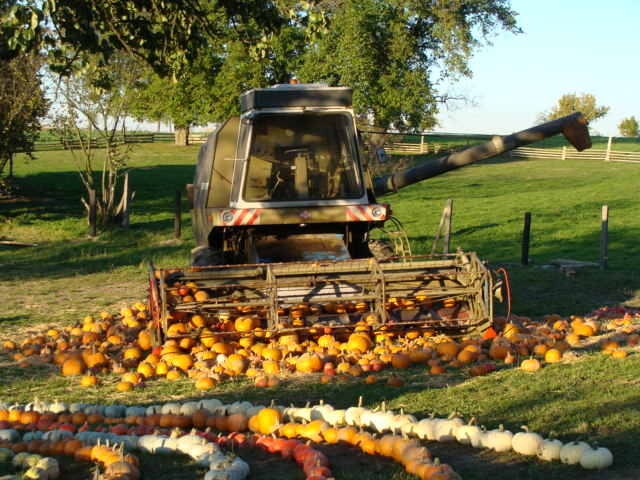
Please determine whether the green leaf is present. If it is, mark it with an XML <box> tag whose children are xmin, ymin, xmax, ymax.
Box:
<box><xmin>30</xmin><ymin>11</ymin><xmax>39</xmax><ymax>29</ymax></box>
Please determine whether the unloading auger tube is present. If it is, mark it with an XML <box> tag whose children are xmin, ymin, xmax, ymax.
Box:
<box><xmin>372</xmin><ymin>112</ymin><xmax>591</xmax><ymax>196</ymax></box>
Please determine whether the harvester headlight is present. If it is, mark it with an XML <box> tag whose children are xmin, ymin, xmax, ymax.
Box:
<box><xmin>222</xmin><ymin>211</ymin><xmax>234</xmax><ymax>223</ymax></box>
<box><xmin>372</xmin><ymin>206</ymin><xmax>383</xmax><ymax>218</ymax></box>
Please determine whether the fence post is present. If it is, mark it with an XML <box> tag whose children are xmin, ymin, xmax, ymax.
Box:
<box><xmin>605</xmin><ymin>136</ymin><xmax>612</xmax><ymax>162</ymax></box>
<box><xmin>600</xmin><ymin>205</ymin><xmax>608</xmax><ymax>269</ymax></box>
<box><xmin>521</xmin><ymin>212</ymin><xmax>531</xmax><ymax>265</ymax></box>
<box><xmin>562</xmin><ymin>146</ymin><xmax>567</xmax><ymax>161</ymax></box>
<box><xmin>88</xmin><ymin>189</ymin><xmax>97</xmax><ymax>237</ymax></box>
<box><xmin>174</xmin><ymin>189</ymin><xmax>182</xmax><ymax>239</ymax></box>
<box><xmin>121</xmin><ymin>173</ymin><xmax>131</xmax><ymax>229</ymax></box>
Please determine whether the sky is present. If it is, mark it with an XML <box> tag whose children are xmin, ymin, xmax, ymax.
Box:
<box><xmin>435</xmin><ymin>0</ymin><xmax>640</xmax><ymax>136</ymax></box>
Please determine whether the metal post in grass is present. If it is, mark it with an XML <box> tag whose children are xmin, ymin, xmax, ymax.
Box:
<box><xmin>443</xmin><ymin>198</ymin><xmax>452</xmax><ymax>255</ymax></box>
<box><xmin>89</xmin><ymin>189</ymin><xmax>97</xmax><ymax>237</ymax></box>
<box><xmin>175</xmin><ymin>189</ymin><xmax>182</xmax><ymax>239</ymax></box>
<box><xmin>432</xmin><ymin>199</ymin><xmax>453</xmax><ymax>255</ymax></box>
<box><xmin>521</xmin><ymin>211</ymin><xmax>531</xmax><ymax>265</ymax></box>
<box><xmin>600</xmin><ymin>205</ymin><xmax>608</xmax><ymax>269</ymax></box>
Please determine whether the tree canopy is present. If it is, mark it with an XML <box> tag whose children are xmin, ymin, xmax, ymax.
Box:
<box><xmin>617</xmin><ymin>116</ymin><xmax>639</xmax><ymax>138</ymax></box>
<box><xmin>2</xmin><ymin>0</ymin><xmax>522</xmax><ymax>130</ymax></box>
<box><xmin>538</xmin><ymin>93</ymin><xmax>610</xmax><ymax>126</ymax></box>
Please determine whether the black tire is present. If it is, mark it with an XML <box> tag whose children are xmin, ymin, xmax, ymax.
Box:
<box><xmin>190</xmin><ymin>246</ymin><xmax>224</xmax><ymax>267</ymax></box>
<box><xmin>368</xmin><ymin>239</ymin><xmax>396</xmax><ymax>261</ymax></box>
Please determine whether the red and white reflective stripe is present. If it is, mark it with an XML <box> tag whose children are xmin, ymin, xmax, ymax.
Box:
<box><xmin>346</xmin><ymin>205</ymin><xmax>386</xmax><ymax>222</ymax></box>
<box><xmin>221</xmin><ymin>209</ymin><xmax>261</xmax><ymax>226</ymax></box>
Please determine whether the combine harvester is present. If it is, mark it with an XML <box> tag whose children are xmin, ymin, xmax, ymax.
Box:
<box><xmin>149</xmin><ymin>83</ymin><xmax>591</xmax><ymax>344</ymax></box>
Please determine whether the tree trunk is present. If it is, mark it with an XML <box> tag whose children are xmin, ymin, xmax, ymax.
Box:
<box><xmin>175</xmin><ymin>126</ymin><xmax>190</xmax><ymax>146</ymax></box>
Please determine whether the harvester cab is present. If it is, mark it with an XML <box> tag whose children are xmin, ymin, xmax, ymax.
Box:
<box><xmin>189</xmin><ymin>83</ymin><xmax>385</xmax><ymax>266</ymax></box>
<box><xmin>149</xmin><ymin>83</ymin><xmax>591</xmax><ymax>344</ymax></box>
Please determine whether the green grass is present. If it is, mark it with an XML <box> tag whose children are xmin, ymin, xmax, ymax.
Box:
<box><xmin>1</xmin><ymin>143</ymin><xmax>639</xmax><ymax>479</ymax></box>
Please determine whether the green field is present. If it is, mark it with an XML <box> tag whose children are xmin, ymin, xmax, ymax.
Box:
<box><xmin>1</xmin><ymin>143</ymin><xmax>639</xmax><ymax>479</ymax></box>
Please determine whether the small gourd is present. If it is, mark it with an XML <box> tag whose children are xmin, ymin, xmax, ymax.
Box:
<box><xmin>512</xmin><ymin>425</ymin><xmax>543</xmax><ymax>456</ymax></box>
<box><xmin>536</xmin><ymin>432</ymin><xmax>563</xmax><ymax>461</ymax></box>
<box><xmin>579</xmin><ymin>444</ymin><xmax>613</xmax><ymax>470</ymax></box>
<box><xmin>485</xmin><ymin>424</ymin><xmax>513</xmax><ymax>452</ymax></box>
<box><xmin>560</xmin><ymin>439</ymin><xmax>590</xmax><ymax>465</ymax></box>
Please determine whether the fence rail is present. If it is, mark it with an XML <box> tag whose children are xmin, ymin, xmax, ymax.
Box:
<box><xmin>508</xmin><ymin>146</ymin><xmax>640</xmax><ymax>163</ymax></box>
<box><xmin>26</xmin><ymin>131</ymin><xmax>211</xmax><ymax>152</ymax></box>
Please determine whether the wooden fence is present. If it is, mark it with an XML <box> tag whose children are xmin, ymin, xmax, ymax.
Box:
<box><xmin>27</xmin><ymin>131</ymin><xmax>212</xmax><ymax>152</ymax></box>
<box><xmin>508</xmin><ymin>146</ymin><xmax>640</xmax><ymax>163</ymax></box>
<box><xmin>386</xmin><ymin>137</ymin><xmax>640</xmax><ymax>163</ymax></box>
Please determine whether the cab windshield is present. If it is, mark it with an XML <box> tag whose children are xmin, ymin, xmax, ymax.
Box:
<box><xmin>243</xmin><ymin>113</ymin><xmax>363</xmax><ymax>202</ymax></box>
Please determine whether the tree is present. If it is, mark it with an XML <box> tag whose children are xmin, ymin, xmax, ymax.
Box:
<box><xmin>209</xmin><ymin>0</ymin><xmax>521</xmax><ymax>130</ymax></box>
<box><xmin>617</xmin><ymin>116</ymin><xmax>639</xmax><ymax>138</ymax></box>
<box><xmin>50</xmin><ymin>53</ymin><xmax>144</xmax><ymax>226</ymax></box>
<box><xmin>537</xmin><ymin>93</ymin><xmax>610</xmax><ymax>126</ymax></box>
<box><xmin>2</xmin><ymin>0</ymin><xmax>522</xmax><ymax>132</ymax></box>
<box><xmin>0</xmin><ymin>51</ymin><xmax>48</xmax><ymax>185</ymax></box>
<box><xmin>130</xmin><ymin>50</ymin><xmax>223</xmax><ymax>145</ymax></box>
<box><xmin>0</xmin><ymin>0</ymin><xmax>281</xmax><ymax>85</ymax></box>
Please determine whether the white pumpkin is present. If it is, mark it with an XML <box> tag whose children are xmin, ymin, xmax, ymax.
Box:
<box><xmin>13</xmin><ymin>451</ymin><xmax>32</xmax><ymax>468</ymax></box>
<box><xmin>177</xmin><ymin>434</ymin><xmax>208</xmax><ymax>454</ymax></box>
<box><xmin>104</xmin><ymin>404</ymin><xmax>126</xmax><ymax>418</ymax></box>
<box><xmin>160</xmin><ymin>402</ymin><xmax>182</xmax><ymax>415</ymax></box>
<box><xmin>83</xmin><ymin>404</ymin><xmax>106</xmax><ymax>416</ymax></box>
<box><xmin>560</xmin><ymin>440</ymin><xmax>590</xmax><ymax>465</ymax></box>
<box><xmin>358</xmin><ymin>408</ymin><xmax>378</xmax><ymax>429</ymax></box>
<box><xmin>344</xmin><ymin>396</ymin><xmax>367</xmax><ymax>426</ymax></box>
<box><xmin>455</xmin><ymin>417</ymin><xmax>482</xmax><ymax>445</ymax></box>
<box><xmin>48</xmin><ymin>399</ymin><xmax>68</xmax><ymax>414</ymax></box>
<box><xmin>485</xmin><ymin>425</ymin><xmax>513</xmax><ymax>452</ymax></box>
<box><xmin>512</xmin><ymin>426</ymin><xmax>543</xmax><ymax>456</ymax></box>
<box><xmin>309</xmin><ymin>400</ymin><xmax>334</xmax><ymax>422</ymax></box>
<box><xmin>22</xmin><ymin>467</ymin><xmax>47</xmax><ymax>480</ymax></box>
<box><xmin>470</xmin><ymin>426</ymin><xmax>488</xmax><ymax>449</ymax></box>
<box><xmin>325</xmin><ymin>409</ymin><xmax>346</xmax><ymax>427</ymax></box>
<box><xmin>188</xmin><ymin>443</ymin><xmax>220</xmax><ymax>461</ymax></box>
<box><xmin>0</xmin><ymin>430</ymin><xmax>20</xmax><ymax>443</ymax></box>
<box><xmin>23</xmin><ymin>431</ymin><xmax>44</xmax><ymax>442</ymax></box>
<box><xmin>391</xmin><ymin>410</ymin><xmax>417</xmax><ymax>433</ymax></box>
<box><xmin>146</xmin><ymin>404</ymin><xmax>163</xmax><ymax>415</ymax></box>
<box><xmin>69</xmin><ymin>402</ymin><xmax>88</xmax><ymax>414</ymax></box>
<box><xmin>198</xmin><ymin>398</ymin><xmax>223</xmax><ymax>414</ymax></box>
<box><xmin>125</xmin><ymin>406</ymin><xmax>147</xmax><ymax>417</ymax></box>
<box><xmin>196</xmin><ymin>451</ymin><xmax>227</xmax><ymax>468</ymax></box>
<box><xmin>180</xmin><ymin>402</ymin><xmax>200</xmax><ymax>416</ymax></box>
<box><xmin>36</xmin><ymin>457</ymin><xmax>60</xmax><ymax>479</ymax></box>
<box><xmin>432</xmin><ymin>413</ymin><xmax>464</xmax><ymax>442</ymax></box>
<box><xmin>414</xmin><ymin>414</ymin><xmax>440</xmax><ymax>441</ymax></box>
<box><xmin>536</xmin><ymin>435</ymin><xmax>564</xmax><ymax>462</ymax></box>
<box><xmin>42</xmin><ymin>430</ymin><xmax>73</xmax><ymax>442</ymax></box>
<box><xmin>579</xmin><ymin>445</ymin><xmax>613</xmax><ymax>470</ymax></box>
<box><xmin>369</xmin><ymin>403</ymin><xmax>396</xmax><ymax>434</ymax></box>
<box><xmin>228</xmin><ymin>401</ymin><xmax>253</xmax><ymax>416</ymax></box>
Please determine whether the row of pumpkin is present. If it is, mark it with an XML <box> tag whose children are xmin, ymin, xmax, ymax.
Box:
<box><xmin>0</xmin><ymin>395</ymin><xmax>613</xmax><ymax>477</ymax></box>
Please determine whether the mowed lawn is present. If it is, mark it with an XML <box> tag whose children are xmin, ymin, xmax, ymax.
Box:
<box><xmin>0</xmin><ymin>141</ymin><xmax>639</xmax><ymax>480</ymax></box>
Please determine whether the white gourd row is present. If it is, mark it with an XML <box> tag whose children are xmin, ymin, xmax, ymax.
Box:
<box><xmin>1</xmin><ymin>396</ymin><xmax>613</xmax><ymax>470</ymax></box>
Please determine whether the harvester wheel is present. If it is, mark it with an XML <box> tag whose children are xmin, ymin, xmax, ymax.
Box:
<box><xmin>190</xmin><ymin>246</ymin><xmax>224</xmax><ymax>267</ymax></box>
<box><xmin>368</xmin><ymin>240</ymin><xmax>395</xmax><ymax>261</ymax></box>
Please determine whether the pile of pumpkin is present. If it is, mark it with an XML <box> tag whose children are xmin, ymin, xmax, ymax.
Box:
<box><xmin>0</xmin><ymin>395</ymin><xmax>615</xmax><ymax>479</ymax></box>
<box><xmin>1</xmin><ymin>300</ymin><xmax>638</xmax><ymax>393</ymax></box>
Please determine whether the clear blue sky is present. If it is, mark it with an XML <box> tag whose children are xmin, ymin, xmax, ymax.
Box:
<box><xmin>436</xmin><ymin>0</ymin><xmax>640</xmax><ymax>136</ymax></box>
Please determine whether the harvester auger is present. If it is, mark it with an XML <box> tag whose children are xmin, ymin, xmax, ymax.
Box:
<box><xmin>149</xmin><ymin>83</ymin><xmax>591</xmax><ymax>346</ymax></box>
